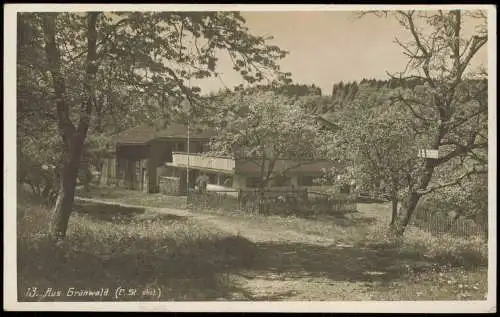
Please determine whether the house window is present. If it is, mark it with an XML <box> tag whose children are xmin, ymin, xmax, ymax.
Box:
<box><xmin>191</xmin><ymin>142</ymin><xmax>200</xmax><ymax>153</ymax></box>
<box><xmin>117</xmin><ymin>158</ymin><xmax>127</xmax><ymax>179</ymax></box>
<box><xmin>176</xmin><ymin>142</ymin><xmax>186</xmax><ymax>152</ymax></box>
<box><xmin>272</xmin><ymin>175</ymin><xmax>290</xmax><ymax>187</ymax></box>
<box><xmin>197</xmin><ymin>142</ymin><xmax>206</xmax><ymax>153</ymax></box>
<box><xmin>221</xmin><ymin>175</ymin><xmax>233</xmax><ymax>187</ymax></box>
<box><xmin>207</xmin><ymin>173</ymin><xmax>217</xmax><ymax>184</ymax></box>
<box><xmin>201</xmin><ymin>142</ymin><xmax>210</xmax><ymax>153</ymax></box>
<box><xmin>246</xmin><ymin>177</ymin><xmax>261</xmax><ymax>188</ymax></box>
<box><xmin>298</xmin><ymin>175</ymin><xmax>314</xmax><ymax>186</ymax></box>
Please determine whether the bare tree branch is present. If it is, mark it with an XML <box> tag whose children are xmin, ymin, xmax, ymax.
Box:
<box><xmin>399</xmin><ymin>10</ymin><xmax>436</xmax><ymax>88</ymax></box>
<box><xmin>416</xmin><ymin>165</ymin><xmax>486</xmax><ymax>195</ymax></box>
<box><xmin>392</xmin><ymin>91</ymin><xmax>431</xmax><ymax>122</ymax></box>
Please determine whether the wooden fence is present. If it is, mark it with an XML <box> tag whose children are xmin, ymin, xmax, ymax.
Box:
<box><xmin>187</xmin><ymin>188</ymin><xmax>357</xmax><ymax>217</ymax></box>
<box><xmin>159</xmin><ymin>176</ymin><xmax>181</xmax><ymax>196</ymax></box>
<box><xmin>308</xmin><ymin>191</ymin><xmax>358</xmax><ymax>214</ymax></box>
<box><xmin>411</xmin><ymin>212</ymin><xmax>488</xmax><ymax>240</ymax></box>
<box><xmin>356</xmin><ymin>191</ymin><xmax>391</xmax><ymax>202</ymax></box>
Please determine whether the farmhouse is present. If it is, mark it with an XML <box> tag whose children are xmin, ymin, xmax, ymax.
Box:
<box><xmin>100</xmin><ymin>115</ymin><xmax>341</xmax><ymax>195</ymax></box>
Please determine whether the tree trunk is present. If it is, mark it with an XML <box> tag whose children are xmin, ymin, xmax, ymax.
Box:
<box><xmin>51</xmin><ymin>136</ymin><xmax>85</xmax><ymax>239</ymax></box>
<box><xmin>394</xmin><ymin>160</ymin><xmax>436</xmax><ymax>236</ymax></box>
<box><xmin>390</xmin><ymin>198</ymin><xmax>398</xmax><ymax>227</ymax></box>
<box><xmin>389</xmin><ymin>177</ymin><xmax>399</xmax><ymax>228</ymax></box>
<box><xmin>393</xmin><ymin>191</ymin><xmax>420</xmax><ymax>236</ymax></box>
<box><xmin>44</xmin><ymin>12</ymin><xmax>100</xmax><ymax>239</ymax></box>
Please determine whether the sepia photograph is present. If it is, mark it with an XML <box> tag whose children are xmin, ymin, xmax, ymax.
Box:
<box><xmin>4</xmin><ymin>3</ymin><xmax>496</xmax><ymax>313</ymax></box>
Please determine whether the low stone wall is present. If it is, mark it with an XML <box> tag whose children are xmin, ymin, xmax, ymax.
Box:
<box><xmin>159</xmin><ymin>176</ymin><xmax>181</xmax><ymax>196</ymax></box>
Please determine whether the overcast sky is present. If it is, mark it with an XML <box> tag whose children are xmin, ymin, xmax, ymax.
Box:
<box><xmin>191</xmin><ymin>10</ymin><xmax>488</xmax><ymax>96</ymax></box>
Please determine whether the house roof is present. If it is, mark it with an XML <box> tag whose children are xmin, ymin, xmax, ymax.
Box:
<box><xmin>114</xmin><ymin>112</ymin><xmax>338</xmax><ymax>145</ymax></box>
<box><xmin>113</xmin><ymin>121</ymin><xmax>218</xmax><ymax>145</ymax></box>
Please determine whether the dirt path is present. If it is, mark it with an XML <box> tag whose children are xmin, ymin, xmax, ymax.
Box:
<box><xmin>75</xmin><ymin>196</ymin><xmax>381</xmax><ymax>300</ymax></box>
<box><xmin>69</xmin><ymin>197</ymin><xmax>489</xmax><ymax>301</ymax></box>
<box><xmin>75</xmin><ymin>196</ymin><xmax>341</xmax><ymax>246</ymax></box>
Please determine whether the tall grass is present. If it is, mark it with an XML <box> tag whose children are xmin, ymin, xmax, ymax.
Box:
<box><xmin>17</xmin><ymin>197</ymin><xmax>256</xmax><ymax>301</ymax></box>
<box><xmin>363</xmin><ymin>220</ymin><xmax>487</xmax><ymax>269</ymax></box>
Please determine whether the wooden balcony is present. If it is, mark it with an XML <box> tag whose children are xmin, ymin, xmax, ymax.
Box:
<box><xmin>170</xmin><ymin>152</ymin><xmax>236</xmax><ymax>172</ymax></box>
<box><xmin>169</xmin><ymin>152</ymin><xmax>335</xmax><ymax>176</ymax></box>
<box><xmin>234</xmin><ymin>159</ymin><xmax>333</xmax><ymax>175</ymax></box>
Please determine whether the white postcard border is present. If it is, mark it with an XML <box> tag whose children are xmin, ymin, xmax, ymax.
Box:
<box><xmin>3</xmin><ymin>3</ymin><xmax>497</xmax><ymax>313</ymax></box>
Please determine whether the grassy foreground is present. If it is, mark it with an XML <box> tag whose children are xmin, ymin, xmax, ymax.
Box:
<box><xmin>17</xmin><ymin>190</ymin><xmax>488</xmax><ymax>301</ymax></box>
<box><xmin>18</xmin><ymin>202</ymin><xmax>255</xmax><ymax>301</ymax></box>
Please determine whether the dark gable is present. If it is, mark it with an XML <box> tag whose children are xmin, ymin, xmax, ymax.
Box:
<box><xmin>113</xmin><ymin>121</ymin><xmax>218</xmax><ymax>145</ymax></box>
